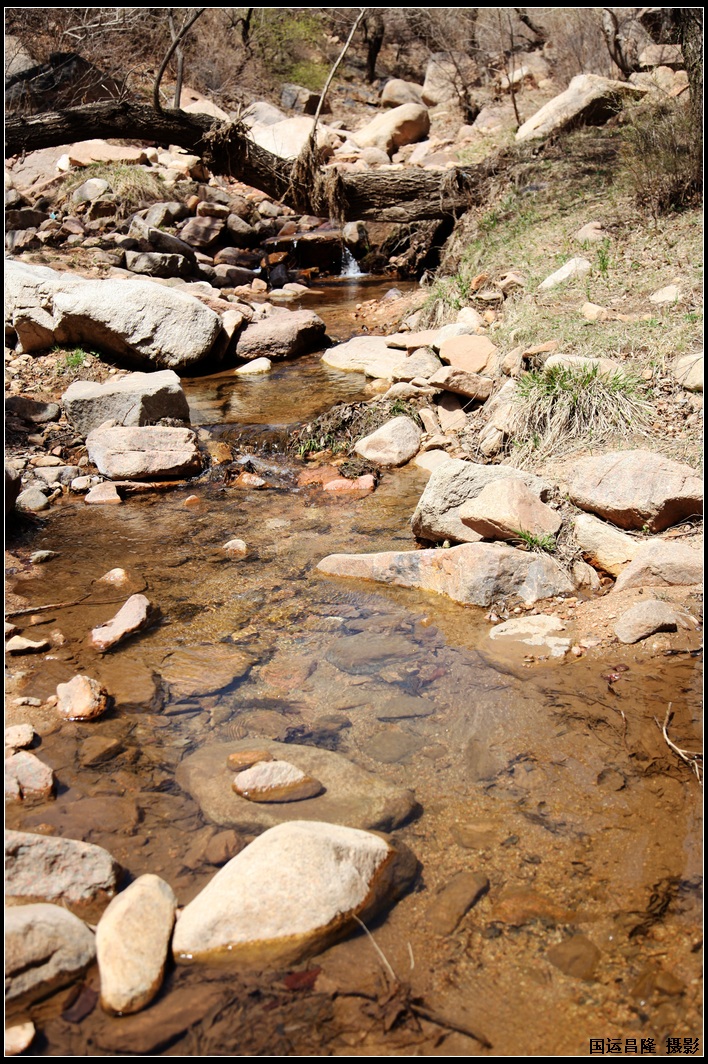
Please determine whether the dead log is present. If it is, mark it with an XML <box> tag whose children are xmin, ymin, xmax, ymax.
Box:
<box><xmin>5</xmin><ymin>100</ymin><xmax>501</xmax><ymax>222</ymax></box>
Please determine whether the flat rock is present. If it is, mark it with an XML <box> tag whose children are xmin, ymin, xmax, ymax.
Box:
<box><xmin>354</xmin><ymin>415</ymin><xmax>421</xmax><ymax>467</ymax></box>
<box><xmin>176</xmin><ymin>739</ymin><xmax>418</xmax><ymax>833</ymax></box>
<box><xmin>234</xmin><ymin>310</ymin><xmax>326</xmax><ymax>361</ymax></box>
<box><xmin>321</xmin><ymin>335</ymin><xmax>408</xmax><ymax>380</ymax></box>
<box><xmin>435</xmin><ymin>393</ymin><xmax>467</xmax><ymax>431</ymax></box>
<box><xmin>90</xmin><ymin>593</ymin><xmax>156</xmax><ymax>652</ymax></box>
<box><xmin>361</xmin><ymin>729</ymin><xmax>424</xmax><ymax>764</ymax></box>
<box><xmin>428</xmin><ymin>365</ymin><xmax>494</xmax><ymax>400</ymax></box>
<box><xmin>96</xmin><ymin>874</ymin><xmax>177</xmax><ymax>1015</ymax></box>
<box><xmin>5</xmin><ymin>903</ymin><xmax>96</xmax><ymax>1007</ymax></box>
<box><xmin>426</xmin><ymin>872</ymin><xmax>489</xmax><ymax>935</ymax></box>
<box><xmin>56</xmin><ymin>674</ymin><xmax>110</xmax><ymax>720</ymax></box>
<box><xmin>567</xmin><ymin>450</ymin><xmax>703</xmax><ymax>532</ymax></box>
<box><xmin>613</xmin><ymin>540</ymin><xmax>703</xmax><ymax>592</ymax></box>
<box><xmin>325</xmin><ymin>631</ymin><xmax>418</xmax><ymax>675</ymax></box>
<box><xmin>613</xmin><ymin>600</ymin><xmax>688</xmax><ymax>644</ymax></box>
<box><xmin>486</xmin><ymin>614</ymin><xmax>570</xmax><ymax>659</ymax></box>
<box><xmin>172</xmin><ymin>820</ymin><xmax>417</xmax><ymax>967</ymax></box>
<box><xmin>62</xmin><ymin>370</ymin><xmax>190</xmax><ymax>435</ymax></box>
<box><xmin>6</xmin><ymin>634</ymin><xmax>50</xmax><ymax>653</ymax></box>
<box><xmin>437</xmin><ymin>334</ymin><xmax>498</xmax><ymax>374</ymax></box>
<box><xmin>539</xmin><ymin>257</ymin><xmax>592</xmax><ymax>290</ymax></box>
<box><xmin>86</xmin><ymin>424</ymin><xmax>202</xmax><ymax>480</ymax></box>
<box><xmin>317</xmin><ymin>542</ymin><xmax>574</xmax><ymax>606</ymax></box>
<box><xmin>5</xmin><ymin>830</ymin><xmax>120</xmax><ymax>918</ymax></box>
<box><xmin>85</xmin><ymin>482</ymin><xmax>122</xmax><ymax>504</ymax></box>
<box><xmin>376</xmin><ymin>694</ymin><xmax>436</xmax><ymax>721</ymax></box>
<box><xmin>161</xmin><ymin>645</ymin><xmax>255</xmax><ymax>699</ymax></box>
<box><xmin>459</xmin><ymin>478</ymin><xmax>561</xmax><ymax>541</ymax></box>
<box><xmin>92</xmin><ymin>984</ymin><xmax>227</xmax><ymax>1055</ymax></box>
<box><xmin>233</xmin><ymin>760</ymin><xmax>324</xmax><ymax>803</ymax></box>
<box><xmin>234</xmin><ymin>357</ymin><xmax>272</xmax><ymax>374</ymax></box>
<box><xmin>391</xmin><ymin>347</ymin><xmax>443</xmax><ymax>382</ymax></box>
<box><xmin>411</xmin><ymin>459</ymin><xmax>551</xmax><ymax>544</ymax></box>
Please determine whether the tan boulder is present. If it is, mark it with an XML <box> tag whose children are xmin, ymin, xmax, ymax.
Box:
<box><xmin>351</xmin><ymin>103</ymin><xmax>430</xmax><ymax>156</ymax></box>
<box><xmin>516</xmin><ymin>74</ymin><xmax>647</xmax><ymax>143</ymax></box>
<box><xmin>459</xmin><ymin>479</ymin><xmax>561</xmax><ymax>542</ymax></box>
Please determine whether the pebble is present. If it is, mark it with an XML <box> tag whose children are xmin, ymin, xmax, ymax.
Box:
<box><xmin>546</xmin><ymin>934</ymin><xmax>601</xmax><ymax>980</ymax></box>
<box><xmin>232</xmin><ymin>760</ymin><xmax>324</xmax><ymax>802</ymax></box>
<box><xmin>98</xmin><ymin>568</ymin><xmax>130</xmax><ymax>584</ymax></box>
<box><xmin>30</xmin><ymin>550</ymin><xmax>58</xmax><ymax>564</ymax></box>
<box><xmin>223</xmin><ymin>538</ymin><xmax>248</xmax><ymax>556</ymax></box>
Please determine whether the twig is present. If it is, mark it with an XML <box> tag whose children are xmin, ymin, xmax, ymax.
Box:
<box><xmin>352</xmin><ymin>914</ymin><xmax>397</xmax><ymax>983</ymax></box>
<box><xmin>6</xmin><ymin>597</ymin><xmax>89</xmax><ymax>617</ymax></box>
<box><xmin>153</xmin><ymin>8</ymin><xmax>205</xmax><ymax>113</ymax></box>
<box><xmin>655</xmin><ymin>703</ymin><xmax>703</xmax><ymax>783</ymax></box>
<box><xmin>309</xmin><ymin>9</ymin><xmax>367</xmax><ymax>144</ymax></box>
<box><xmin>409</xmin><ymin>1002</ymin><xmax>493</xmax><ymax>1049</ymax></box>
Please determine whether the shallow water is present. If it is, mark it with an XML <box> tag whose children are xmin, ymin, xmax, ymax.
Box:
<box><xmin>5</xmin><ymin>278</ymin><xmax>702</xmax><ymax>1056</ymax></box>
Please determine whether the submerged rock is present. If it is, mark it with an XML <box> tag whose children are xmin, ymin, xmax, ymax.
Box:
<box><xmin>5</xmin><ymin>830</ymin><xmax>120</xmax><ymax>917</ymax></box>
<box><xmin>90</xmin><ymin>594</ymin><xmax>156</xmax><ymax>652</ymax></box>
<box><xmin>172</xmin><ymin>820</ymin><xmax>417</xmax><ymax>967</ymax></box>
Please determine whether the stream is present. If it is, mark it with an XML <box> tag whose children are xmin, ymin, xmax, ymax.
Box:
<box><xmin>5</xmin><ymin>277</ymin><xmax>703</xmax><ymax>1056</ymax></box>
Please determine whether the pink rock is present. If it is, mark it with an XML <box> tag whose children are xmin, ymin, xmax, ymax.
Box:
<box><xmin>323</xmin><ymin>475</ymin><xmax>376</xmax><ymax>495</ymax></box>
<box><xmin>56</xmin><ymin>675</ymin><xmax>110</xmax><ymax>720</ymax></box>
<box><xmin>85</xmin><ymin>482</ymin><xmax>122</xmax><ymax>505</ymax></box>
<box><xmin>5</xmin><ymin>751</ymin><xmax>55</xmax><ymax>801</ymax></box>
<box><xmin>90</xmin><ymin>594</ymin><xmax>155</xmax><ymax>652</ymax></box>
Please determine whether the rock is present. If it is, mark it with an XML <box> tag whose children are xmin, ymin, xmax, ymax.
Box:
<box><xmin>176</xmin><ymin>739</ymin><xmax>418</xmax><ymax>834</ymax></box>
<box><xmin>6</xmin><ymin>260</ymin><xmax>223</xmax><ymax>371</ymax></box>
<box><xmin>411</xmin><ymin>459</ymin><xmax>550</xmax><ymax>544</ymax></box>
<box><xmin>248</xmin><ymin>116</ymin><xmax>341</xmax><ymax>160</ymax></box>
<box><xmin>613</xmin><ymin>600</ymin><xmax>690</xmax><ymax>644</ymax></box>
<box><xmin>413</xmin><ymin>449</ymin><xmax>454</xmax><ymax>474</ymax></box>
<box><xmin>544</xmin><ymin>353</ymin><xmax>626</xmax><ymax>377</ymax></box>
<box><xmin>354</xmin><ymin>415</ymin><xmax>422</xmax><ymax>467</ymax></box>
<box><xmin>515</xmin><ymin>74</ymin><xmax>647</xmax><ymax>143</ymax></box>
<box><xmin>649</xmin><ymin>283</ymin><xmax>680</xmax><ymax>305</ymax></box>
<box><xmin>227</xmin><ymin>749</ymin><xmax>274</xmax><ymax>772</ymax></box>
<box><xmin>639</xmin><ymin>43</ymin><xmax>683</xmax><ymax>69</ymax></box>
<box><xmin>381</xmin><ymin>79</ymin><xmax>424</xmax><ymax>108</ymax></box>
<box><xmin>376</xmin><ymin>694</ymin><xmax>436</xmax><ymax>721</ymax></box>
<box><xmin>5</xmin><ymin>751</ymin><xmax>55</xmax><ymax>801</ymax></box>
<box><xmin>613</xmin><ymin>540</ymin><xmax>703</xmax><ymax>592</ymax></box>
<box><xmin>322</xmin><ymin>475</ymin><xmax>376</xmax><ymax>496</ymax></box>
<box><xmin>351</xmin><ymin>103</ymin><xmax>430</xmax><ymax>156</ymax></box>
<box><xmin>422</xmin><ymin>52</ymin><xmax>478</xmax><ymax>106</ymax></box>
<box><xmin>4</xmin><ymin>1023</ymin><xmax>35</xmax><ymax>1056</ymax></box>
<box><xmin>5</xmin><ymin>830</ymin><xmax>120</xmax><ymax>916</ymax></box>
<box><xmin>486</xmin><ymin>614</ymin><xmax>570</xmax><ymax>659</ymax></box>
<box><xmin>64</xmin><ymin>140</ymin><xmax>148</xmax><ymax>166</ymax></box>
<box><xmin>62</xmin><ymin>370</ymin><xmax>190</xmax><ymax>435</ymax></box>
<box><xmin>160</xmin><ymin>645</ymin><xmax>255</xmax><ymax>700</ymax></box>
<box><xmin>493</xmin><ymin>888</ymin><xmax>574</xmax><ymax>926</ymax></box>
<box><xmin>582</xmin><ymin>301</ymin><xmax>610</xmax><ymax>321</ymax></box>
<box><xmin>223</xmin><ymin>538</ymin><xmax>248</xmax><ymax>556</ymax></box>
<box><xmin>451</xmin><ymin>821</ymin><xmax>498</xmax><ymax>850</ymax></box>
<box><xmin>15</xmin><ymin>486</ymin><xmax>50</xmax><ymax>512</ymax></box>
<box><xmin>438</xmin><ymin>334</ymin><xmax>498</xmax><ymax>374</ymax></box>
<box><xmin>6</xmin><ymin>635</ymin><xmax>50</xmax><ymax>653</ymax></box>
<box><xmin>574</xmin><ymin>221</ymin><xmax>607</xmax><ymax>243</ymax></box>
<box><xmin>86</xmin><ymin>424</ymin><xmax>202</xmax><ymax>480</ymax></box>
<box><xmin>547</xmin><ymin>935</ymin><xmax>601</xmax><ymax>981</ymax></box>
<box><xmin>362</xmin><ymin>729</ymin><xmax>423</xmax><ymax>764</ymax></box>
<box><xmin>567</xmin><ymin>451</ymin><xmax>703</xmax><ymax>532</ymax></box>
<box><xmin>91</xmin><ymin>984</ymin><xmax>227</xmax><ymax>1055</ymax></box>
<box><xmin>435</xmin><ymin>393</ymin><xmax>467</xmax><ymax>432</ymax></box>
<box><xmin>124</xmin><ymin>250</ymin><xmax>190</xmax><ymax>279</ymax></box>
<box><xmin>539</xmin><ymin>257</ymin><xmax>592</xmax><ymax>290</ymax></box>
<box><xmin>5</xmin><ymin>460</ymin><xmax>22</xmax><ymax>514</ymax></box>
<box><xmin>5</xmin><ymin>903</ymin><xmax>96</xmax><ymax>1007</ymax></box>
<box><xmin>426</xmin><ymin>872</ymin><xmax>489</xmax><ymax>935</ymax></box>
<box><xmin>5</xmin><ymin>723</ymin><xmax>35</xmax><ymax>752</ymax></box>
<box><xmin>85</xmin><ymin>482</ymin><xmax>122</xmax><ymax>505</ymax></box>
<box><xmin>234</xmin><ymin>357</ymin><xmax>272</xmax><ymax>374</ymax></box>
<box><xmin>674</xmin><ymin>352</ymin><xmax>703</xmax><ymax>392</ymax></box>
<box><xmin>232</xmin><ymin>760</ymin><xmax>324</xmax><ymax>803</ymax></box>
<box><xmin>281</xmin><ymin>82</ymin><xmax>329</xmax><ymax>114</ymax></box>
<box><xmin>178</xmin><ymin>215</ymin><xmax>224</xmax><ymax>249</ymax></box>
<box><xmin>391</xmin><ymin>347</ymin><xmax>443</xmax><ymax>382</ymax></box>
<box><xmin>428</xmin><ymin>365</ymin><xmax>494</xmax><ymax>401</ymax></box>
<box><xmin>459</xmin><ymin>479</ymin><xmax>561</xmax><ymax>541</ymax></box>
<box><xmin>234</xmin><ymin>310</ymin><xmax>326</xmax><ymax>361</ymax></box>
<box><xmin>321</xmin><ymin>336</ymin><xmax>408</xmax><ymax>380</ymax></box>
<box><xmin>34</xmin><ymin>466</ymin><xmax>80</xmax><ymax>487</ymax></box>
<box><xmin>56</xmin><ymin>674</ymin><xmax>110</xmax><ymax>720</ymax></box>
<box><xmin>317</xmin><ymin>541</ymin><xmax>573</xmax><ymax>606</ymax></box>
<box><xmin>96</xmin><ymin>874</ymin><xmax>177</xmax><ymax>1015</ymax></box>
<box><xmin>5</xmin><ymin>395</ymin><xmax>61</xmax><ymax>422</ymax></box>
<box><xmin>172</xmin><ymin>820</ymin><xmax>416</xmax><ymax>967</ymax></box>
<box><xmin>325</xmin><ymin>632</ymin><xmax>417</xmax><ymax>675</ymax></box>
<box><xmin>90</xmin><ymin>594</ymin><xmax>156</xmax><ymax>652</ymax></box>
<box><xmin>573</xmin><ymin>513</ymin><xmax>639</xmax><ymax>576</ymax></box>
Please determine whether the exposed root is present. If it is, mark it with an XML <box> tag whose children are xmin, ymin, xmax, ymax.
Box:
<box><xmin>655</xmin><ymin>703</ymin><xmax>703</xmax><ymax>783</ymax></box>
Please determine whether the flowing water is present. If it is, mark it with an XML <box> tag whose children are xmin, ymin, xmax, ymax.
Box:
<box><xmin>5</xmin><ymin>277</ymin><xmax>703</xmax><ymax>1056</ymax></box>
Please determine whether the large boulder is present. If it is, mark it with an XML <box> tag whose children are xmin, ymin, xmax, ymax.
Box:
<box><xmin>381</xmin><ymin>79</ymin><xmax>424</xmax><ymax>108</ymax></box>
<box><xmin>247</xmin><ymin>116</ymin><xmax>341</xmax><ymax>160</ymax></box>
<box><xmin>516</xmin><ymin>74</ymin><xmax>648</xmax><ymax>143</ymax></box>
<box><xmin>567</xmin><ymin>451</ymin><xmax>703</xmax><ymax>533</ymax></box>
<box><xmin>422</xmin><ymin>53</ymin><xmax>478</xmax><ymax>107</ymax></box>
<box><xmin>351</xmin><ymin>103</ymin><xmax>430</xmax><ymax>156</ymax></box>
<box><xmin>62</xmin><ymin>370</ymin><xmax>190</xmax><ymax>436</ymax></box>
<box><xmin>459</xmin><ymin>479</ymin><xmax>562</xmax><ymax>542</ymax></box>
<box><xmin>5</xmin><ymin>260</ymin><xmax>223</xmax><ymax>371</ymax></box>
<box><xmin>613</xmin><ymin>540</ymin><xmax>703</xmax><ymax>592</ymax></box>
<box><xmin>321</xmin><ymin>335</ymin><xmax>408</xmax><ymax>380</ymax></box>
<box><xmin>317</xmin><ymin>542</ymin><xmax>574</xmax><ymax>606</ymax></box>
<box><xmin>573</xmin><ymin>513</ymin><xmax>639</xmax><ymax>576</ymax></box>
<box><xmin>234</xmin><ymin>309</ymin><xmax>326</xmax><ymax>361</ymax></box>
<box><xmin>171</xmin><ymin>820</ymin><xmax>416</xmax><ymax>967</ymax></box>
<box><xmin>86</xmin><ymin>424</ymin><xmax>202</xmax><ymax>480</ymax></box>
<box><xmin>411</xmin><ymin>459</ymin><xmax>551</xmax><ymax>544</ymax></box>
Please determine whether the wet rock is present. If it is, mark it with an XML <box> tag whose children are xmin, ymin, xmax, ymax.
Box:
<box><xmin>5</xmin><ymin>751</ymin><xmax>55</xmax><ymax>801</ymax></box>
<box><xmin>376</xmin><ymin>694</ymin><xmax>436</xmax><ymax>721</ymax></box>
<box><xmin>538</xmin><ymin>257</ymin><xmax>592</xmax><ymax>290</ymax></box>
<box><xmin>547</xmin><ymin>934</ymin><xmax>601</xmax><ymax>981</ymax></box>
<box><xmin>361</xmin><ymin>729</ymin><xmax>424</xmax><ymax>764</ymax></box>
<box><xmin>451</xmin><ymin>821</ymin><xmax>498</xmax><ymax>850</ymax></box>
<box><xmin>6</xmin><ymin>634</ymin><xmax>50</xmax><ymax>653</ymax></box>
<box><xmin>23</xmin><ymin>795</ymin><xmax>140</xmax><ymax>840</ymax></box>
<box><xmin>516</xmin><ymin>73</ymin><xmax>647</xmax><ymax>143</ymax></box>
<box><xmin>96</xmin><ymin>874</ymin><xmax>177</xmax><ymax>1015</ymax></box>
<box><xmin>79</xmin><ymin>735</ymin><xmax>125</xmax><ymax>766</ymax></box>
<box><xmin>172</xmin><ymin>820</ymin><xmax>417</xmax><ymax>966</ymax></box>
<box><xmin>62</xmin><ymin>370</ymin><xmax>190</xmax><ymax>435</ymax></box>
<box><xmin>234</xmin><ymin>310</ymin><xmax>326</xmax><ymax>361</ymax></box>
<box><xmin>351</xmin><ymin>102</ymin><xmax>430</xmax><ymax>156</ymax></box>
<box><xmin>573</xmin><ymin>513</ymin><xmax>639</xmax><ymax>576</ymax></box>
<box><xmin>317</xmin><ymin>542</ymin><xmax>573</xmax><ymax>607</ymax></box>
<box><xmin>411</xmin><ymin>459</ymin><xmax>550</xmax><ymax>544</ymax></box>
<box><xmin>426</xmin><ymin>872</ymin><xmax>489</xmax><ymax>935</ymax></box>
<box><xmin>232</xmin><ymin>760</ymin><xmax>324</xmax><ymax>802</ymax></box>
<box><xmin>161</xmin><ymin>644</ymin><xmax>254</xmax><ymax>699</ymax></box>
<box><xmin>493</xmin><ymin>888</ymin><xmax>576</xmax><ymax>926</ymax></box>
<box><xmin>5</xmin><ymin>723</ymin><xmax>35</xmax><ymax>752</ymax></box>
<box><xmin>459</xmin><ymin>479</ymin><xmax>561</xmax><ymax>541</ymax></box>
<box><xmin>323</xmin><ymin>474</ymin><xmax>376</xmax><ymax>495</ymax></box>
<box><xmin>613</xmin><ymin>600</ymin><xmax>690</xmax><ymax>644</ymax></box>
<box><xmin>613</xmin><ymin>540</ymin><xmax>703</xmax><ymax>591</ymax></box>
<box><xmin>5</xmin><ymin>1023</ymin><xmax>35</xmax><ymax>1056</ymax></box>
<box><xmin>56</xmin><ymin>674</ymin><xmax>110</xmax><ymax>720</ymax></box>
<box><xmin>5</xmin><ymin>830</ymin><xmax>121</xmax><ymax>916</ymax></box>
<box><xmin>325</xmin><ymin>631</ymin><xmax>418</xmax><ymax>675</ymax></box>
<box><xmin>321</xmin><ymin>335</ymin><xmax>408</xmax><ymax>380</ymax></box>
<box><xmin>176</xmin><ymin>739</ymin><xmax>418</xmax><ymax>833</ymax></box>
<box><xmin>90</xmin><ymin>593</ymin><xmax>156</xmax><ymax>652</ymax></box>
<box><xmin>487</xmin><ymin>614</ymin><xmax>570</xmax><ymax>658</ymax></box>
<box><xmin>464</xmin><ymin>739</ymin><xmax>505</xmax><ymax>782</ymax></box>
<box><xmin>15</xmin><ymin>486</ymin><xmax>51</xmax><ymax>512</ymax></box>
<box><xmin>227</xmin><ymin>749</ymin><xmax>274</xmax><ymax>772</ymax></box>
<box><xmin>86</xmin><ymin>424</ymin><xmax>202</xmax><ymax>480</ymax></box>
<box><xmin>260</xmin><ymin>653</ymin><xmax>316</xmax><ymax>690</ymax></box>
<box><xmin>234</xmin><ymin>357</ymin><xmax>272</xmax><ymax>374</ymax></box>
<box><xmin>92</xmin><ymin>983</ymin><xmax>227</xmax><ymax>1054</ymax></box>
<box><xmin>567</xmin><ymin>450</ymin><xmax>703</xmax><ymax>532</ymax></box>
<box><xmin>5</xmin><ymin>903</ymin><xmax>96</xmax><ymax>1007</ymax></box>
<box><xmin>354</xmin><ymin>415</ymin><xmax>422</xmax><ymax>467</ymax></box>
<box><xmin>6</xmin><ymin>260</ymin><xmax>223</xmax><ymax>371</ymax></box>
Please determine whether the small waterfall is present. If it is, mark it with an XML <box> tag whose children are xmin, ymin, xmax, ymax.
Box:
<box><xmin>340</xmin><ymin>246</ymin><xmax>364</xmax><ymax>278</ymax></box>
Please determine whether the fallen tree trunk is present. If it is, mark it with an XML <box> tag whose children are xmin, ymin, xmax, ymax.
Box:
<box><xmin>5</xmin><ymin>100</ymin><xmax>503</xmax><ymax>222</ymax></box>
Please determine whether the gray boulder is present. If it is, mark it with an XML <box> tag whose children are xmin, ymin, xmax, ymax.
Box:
<box><xmin>5</xmin><ymin>903</ymin><xmax>96</xmax><ymax>1007</ymax></box>
<box><xmin>62</xmin><ymin>370</ymin><xmax>190</xmax><ymax>435</ymax></box>
<box><xmin>613</xmin><ymin>540</ymin><xmax>703</xmax><ymax>592</ymax></box>
<box><xmin>86</xmin><ymin>424</ymin><xmax>202</xmax><ymax>480</ymax></box>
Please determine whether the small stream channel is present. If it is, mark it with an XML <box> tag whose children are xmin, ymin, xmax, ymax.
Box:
<box><xmin>5</xmin><ymin>277</ymin><xmax>703</xmax><ymax>1056</ymax></box>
